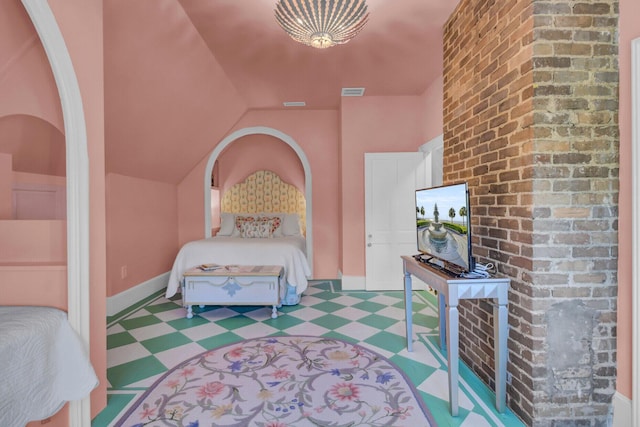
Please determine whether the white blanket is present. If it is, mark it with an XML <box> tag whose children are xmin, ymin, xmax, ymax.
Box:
<box><xmin>166</xmin><ymin>236</ymin><xmax>311</xmax><ymax>299</ymax></box>
<box><xmin>0</xmin><ymin>306</ymin><xmax>98</xmax><ymax>427</ymax></box>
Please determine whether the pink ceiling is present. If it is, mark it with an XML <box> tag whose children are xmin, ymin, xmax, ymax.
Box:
<box><xmin>178</xmin><ymin>0</ymin><xmax>460</xmax><ymax>109</ymax></box>
<box><xmin>0</xmin><ymin>1</ymin><xmax>34</xmax><ymax>67</ymax></box>
<box><xmin>104</xmin><ymin>0</ymin><xmax>247</xmax><ymax>184</ymax></box>
<box><xmin>2</xmin><ymin>0</ymin><xmax>458</xmax><ymax>185</ymax></box>
<box><xmin>0</xmin><ymin>1</ymin><xmax>65</xmax><ymax>177</ymax></box>
<box><xmin>103</xmin><ymin>0</ymin><xmax>458</xmax><ymax>183</ymax></box>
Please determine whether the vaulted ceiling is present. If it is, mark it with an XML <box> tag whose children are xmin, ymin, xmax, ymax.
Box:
<box><xmin>2</xmin><ymin>0</ymin><xmax>459</xmax><ymax>183</ymax></box>
<box><xmin>175</xmin><ymin>0</ymin><xmax>459</xmax><ymax>109</ymax></box>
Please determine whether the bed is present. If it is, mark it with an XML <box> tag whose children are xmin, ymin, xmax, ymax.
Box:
<box><xmin>166</xmin><ymin>170</ymin><xmax>311</xmax><ymax>307</ymax></box>
<box><xmin>0</xmin><ymin>306</ymin><xmax>98</xmax><ymax>426</ymax></box>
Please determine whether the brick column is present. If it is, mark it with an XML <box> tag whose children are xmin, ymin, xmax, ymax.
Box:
<box><xmin>443</xmin><ymin>1</ymin><xmax>618</xmax><ymax>425</ymax></box>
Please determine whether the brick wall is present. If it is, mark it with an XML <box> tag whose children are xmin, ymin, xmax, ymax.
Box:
<box><xmin>443</xmin><ymin>1</ymin><xmax>618</xmax><ymax>425</ymax></box>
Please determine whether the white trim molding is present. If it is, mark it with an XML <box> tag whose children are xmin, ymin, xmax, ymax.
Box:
<box><xmin>612</xmin><ymin>391</ymin><xmax>632</xmax><ymax>427</ymax></box>
<box><xmin>632</xmin><ymin>36</ymin><xmax>640</xmax><ymax>427</ymax></box>
<box><xmin>419</xmin><ymin>134</ymin><xmax>444</xmax><ymax>189</ymax></box>
<box><xmin>21</xmin><ymin>1</ymin><xmax>91</xmax><ymax>426</ymax></box>
<box><xmin>340</xmin><ymin>275</ymin><xmax>366</xmax><ymax>291</ymax></box>
<box><xmin>107</xmin><ymin>273</ymin><xmax>170</xmax><ymax>317</ymax></box>
<box><xmin>204</xmin><ymin>126</ymin><xmax>314</xmax><ymax>276</ymax></box>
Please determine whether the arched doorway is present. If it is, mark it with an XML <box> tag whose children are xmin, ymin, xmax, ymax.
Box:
<box><xmin>22</xmin><ymin>1</ymin><xmax>91</xmax><ymax>425</ymax></box>
<box><xmin>203</xmin><ymin>126</ymin><xmax>313</xmax><ymax>275</ymax></box>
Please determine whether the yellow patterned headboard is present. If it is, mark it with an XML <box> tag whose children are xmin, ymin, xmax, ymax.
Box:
<box><xmin>220</xmin><ymin>170</ymin><xmax>306</xmax><ymax>235</ymax></box>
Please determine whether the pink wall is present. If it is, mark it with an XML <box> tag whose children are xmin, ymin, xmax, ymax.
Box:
<box><xmin>340</xmin><ymin>96</ymin><xmax>429</xmax><ymax>276</ymax></box>
<box><xmin>49</xmin><ymin>0</ymin><xmax>108</xmax><ymax>415</ymax></box>
<box><xmin>103</xmin><ymin>0</ymin><xmax>247</xmax><ymax>185</ymax></box>
<box><xmin>616</xmin><ymin>0</ymin><xmax>639</xmax><ymax>400</ymax></box>
<box><xmin>177</xmin><ymin>98</ymin><xmax>441</xmax><ymax>280</ymax></box>
<box><xmin>217</xmin><ymin>134</ymin><xmax>305</xmax><ymax>194</ymax></box>
<box><xmin>421</xmin><ymin>75</ymin><xmax>444</xmax><ymax>142</ymax></box>
<box><xmin>0</xmin><ymin>220</ymin><xmax>66</xmax><ymax>263</ymax></box>
<box><xmin>0</xmin><ymin>153</ymin><xmax>10</xmax><ymax>218</ymax></box>
<box><xmin>1</xmin><ymin>265</ymin><xmax>67</xmax><ymax>309</ymax></box>
<box><xmin>106</xmin><ymin>173</ymin><xmax>179</xmax><ymax>296</ymax></box>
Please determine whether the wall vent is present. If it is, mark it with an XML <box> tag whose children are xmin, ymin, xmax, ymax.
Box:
<box><xmin>341</xmin><ymin>87</ymin><xmax>365</xmax><ymax>96</ymax></box>
<box><xmin>283</xmin><ymin>101</ymin><xmax>306</xmax><ymax>107</ymax></box>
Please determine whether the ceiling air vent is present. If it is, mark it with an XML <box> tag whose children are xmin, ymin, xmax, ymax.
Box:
<box><xmin>283</xmin><ymin>101</ymin><xmax>306</xmax><ymax>107</ymax></box>
<box><xmin>341</xmin><ymin>87</ymin><xmax>365</xmax><ymax>97</ymax></box>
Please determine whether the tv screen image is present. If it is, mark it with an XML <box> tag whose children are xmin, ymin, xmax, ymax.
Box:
<box><xmin>415</xmin><ymin>182</ymin><xmax>473</xmax><ymax>274</ymax></box>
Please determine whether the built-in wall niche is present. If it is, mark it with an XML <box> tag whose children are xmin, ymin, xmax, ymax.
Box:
<box><xmin>12</xmin><ymin>181</ymin><xmax>66</xmax><ymax>219</ymax></box>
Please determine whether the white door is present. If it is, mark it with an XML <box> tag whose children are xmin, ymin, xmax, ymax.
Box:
<box><xmin>365</xmin><ymin>152</ymin><xmax>427</xmax><ymax>291</ymax></box>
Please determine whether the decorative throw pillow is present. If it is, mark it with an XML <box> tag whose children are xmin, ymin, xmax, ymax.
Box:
<box><xmin>233</xmin><ymin>216</ymin><xmax>256</xmax><ymax>237</ymax></box>
<box><xmin>239</xmin><ymin>219</ymin><xmax>275</xmax><ymax>238</ymax></box>
<box><xmin>257</xmin><ymin>215</ymin><xmax>282</xmax><ymax>236</ymax></box>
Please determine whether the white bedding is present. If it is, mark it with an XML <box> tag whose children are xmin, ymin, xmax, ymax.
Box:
<box><xmin>0</xmin><ymin>306</ymin><xmax>98</xmax><ymax>426</ymax></box>
<box><xmin>166</xmin><ymin>235</ymin><xmax>311</xmax><ymax>303</ymax></box>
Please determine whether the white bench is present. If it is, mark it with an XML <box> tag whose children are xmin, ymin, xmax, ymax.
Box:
<box><xmin>182</xmin><ymin>265</ymin><xmax>284</xmax><ymax>319</ymax></box>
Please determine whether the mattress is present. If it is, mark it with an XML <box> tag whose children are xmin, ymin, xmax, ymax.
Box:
<box><xmin>0</xmin><ymin>306</ymin><xmax>98</xmax><ymax>426</ymax></box>
<box><xmin>166</xmin><ymin>235</ymin><xmax>311</xmax><ymax>301</ymax></box>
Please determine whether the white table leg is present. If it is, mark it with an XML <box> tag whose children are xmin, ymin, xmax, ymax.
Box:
<box><xmin>186</xmin><ymin>305</ymin><xmax>193</xmax><ymax>319</ymax></box>
<box><xmin>404</xmin><ymin>269</ymin><xmax>413</xmax><ymax>352</ymax></box>
<box><xmin>271</xmin><ymin>305</ymin><xmax>278</xmax><ymax>319</ymax></box>
<box><xmin>494</xmin><ymin>301</ymin><xmax>508</xmax><ymax>412</ymax></box>
<box><xmin>438</xmin><ymin>292</ymin><xmax>446</xmax><ymax>350</ymax></box>
<box><xmin>446</xmin><ymin>303</ymin><xmax>459</xmax><ymax>416</ymax></box>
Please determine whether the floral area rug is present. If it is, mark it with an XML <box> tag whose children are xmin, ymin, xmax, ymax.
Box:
<box><xmin>115</xmin><ymin>335</ymin><xmax>437</xmax><ymax>427</ymax></box>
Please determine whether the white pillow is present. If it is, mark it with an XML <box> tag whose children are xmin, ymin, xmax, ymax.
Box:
<box><xmin>217</xmin><ymin>212</ymin><xmax>235</xmax><ymax>236</ymax></box>
<box><xmin>282</xmin><ymin>213</ymin><xmax>302</xmax><ymax>236</ymax></box>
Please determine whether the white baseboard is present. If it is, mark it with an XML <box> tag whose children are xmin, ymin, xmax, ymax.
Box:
<box><xmin>339</xmin><ymin>274</ymin><xmax>429</xmax><ymax>292</ymax></box>
<box><xmin>340</xmin><ymin>275</ymin><xmax>365</xmax><ymax>291</ymax></box>
<box><xmin>612</xmin><ymin>391</ymin><xmax>632</xmax><ymax>427</ymax></box>
<box><xmin>107</xmin><ymin>272</ymin><xmax>170</xmax><ymax>316</ymax></box>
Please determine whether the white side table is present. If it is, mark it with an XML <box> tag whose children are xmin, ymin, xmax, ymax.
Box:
<box><xmin>401</xmin><ymin>255</ymin><xmax>510</xmax><ymax>416</ymax></box>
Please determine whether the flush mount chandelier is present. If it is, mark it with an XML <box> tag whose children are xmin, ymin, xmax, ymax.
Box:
<box><xmin>274</xmin><ymin>0</ymin><xmax>370</xmax><ymax>49</ymax></box>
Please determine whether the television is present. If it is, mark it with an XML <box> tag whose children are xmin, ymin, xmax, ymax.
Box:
<box><xmin>414</xmin><ymin>182</ymin><xmax>474</xmax><ymax>276</ymax></box>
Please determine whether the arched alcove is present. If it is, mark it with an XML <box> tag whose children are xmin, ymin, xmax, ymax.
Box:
<box><xmin>0</xmin><ymin>114</ymin><xmax>66</xmax><ymax>176</ymax></box>
<box><xmin>204</xmin><ymin>126</ymin><xmax>313</xmax><ymax>275</ymax></box>
<box><xmin>0</xmin><ymin>114</ymin><xmax>66</xmax><ymax>221</ymax></box>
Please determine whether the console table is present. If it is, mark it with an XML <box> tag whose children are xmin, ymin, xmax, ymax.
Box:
<box><xmin>401</xmin><ymin>255</ymin><xmax>510</xmax><ymax>416</ymax></box>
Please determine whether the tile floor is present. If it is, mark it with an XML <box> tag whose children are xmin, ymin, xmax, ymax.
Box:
<box><xmin>93</xmin><ymin>280</ymin><xmax>525</xmax><ymax>427</ymax></box>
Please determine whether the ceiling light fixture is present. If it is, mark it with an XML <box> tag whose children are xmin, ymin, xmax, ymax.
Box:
<box><xmin>274</xmin><ymin>0</ymin><xmax>370</xmax><ymax>49</ymax></box>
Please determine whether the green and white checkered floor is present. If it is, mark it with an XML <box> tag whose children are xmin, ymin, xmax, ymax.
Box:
<box><xmin>93</xmin><ymin>280</ymin><xmax>524</xmax><ymax>426</ymax></box>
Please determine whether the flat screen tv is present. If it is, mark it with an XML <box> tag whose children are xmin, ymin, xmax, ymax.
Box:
<box><xmin>414</xmin><ymin>182</ymin><xmax>473</xmax><ymax>276</ymax></box>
